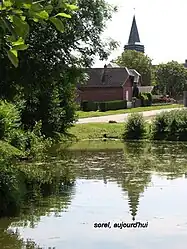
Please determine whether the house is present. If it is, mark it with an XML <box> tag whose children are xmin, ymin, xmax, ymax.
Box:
<box><xmin>77</xmin><ymin>63</ymin><xmax>142</xmax><ymax>103</ymax></box>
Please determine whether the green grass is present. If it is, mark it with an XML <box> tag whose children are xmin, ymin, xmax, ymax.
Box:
<box><xmin>77</xmin><ymin>104</ymin><xmax>183</xmax><ymax>118</ymax></box>
<box><xmin>68</xmin><ymin>123</ymin><xmax>124</xmax><ymax>140</ymax></box>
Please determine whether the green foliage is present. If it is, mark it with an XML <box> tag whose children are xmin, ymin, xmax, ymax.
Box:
<box><xmin>0</xmin><ymin>159</ymin><xmax>22</xmax><ymax>217</ymax></box>
<box><xmin>81</xmin><ymin>101</ymin><xmax>98</xmax><ymax>111</ymax></box>
<box><xmin>0</xmin><ymin>0</ymin><xmax>118</xmax><ymax>138</ymax></box>
<box><xmin>0</xmin><ymin>157</ymin><xmax>75</xmax><ymax>217</ymax></box>
<box><xmin>155</xmin><ymin>61</ymin><xmax>187</xmax><ymax>97</ymax></box>
<box><xmin>80</xmin><ymin>100</ymin><xmax>127</xmax><ymax>112</ymax></box>
<box><xmin>115</xmin><ymin>50</ymin><xmax>153</xmax><ymax>86</ymax></box>
<box><xmin>99</xmin><ymin>100</ymin><xmax>127</xmax><ymax>112</ymax></box>
<box><xmin>123</xmin><ymin>113</ymin><xmax>146</xmax><ymax>140</ymax></box>
<box><xmin>151</xmin><ymin>109</ymin><xmax>187</xmax><ymax>141</ymax></box>
<box><xmin>138</xmin><ymin>92</ymin><xmax>152</xmax><ymax>106</ymax></box>
<box><xmin>0</xmin><ymin>0</ymin><xmax>78</xmax><ymax>66</ymax></box>
<box><xmin>0</xmin><ymin>100</ymin><xmax>21</xmax><ymax>139</ymax></box>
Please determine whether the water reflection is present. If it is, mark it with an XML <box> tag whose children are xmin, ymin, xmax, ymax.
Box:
<box><xmin>1</xmin><ymin>141</ymin><xmax>187</xmax><ymax>248</ymax></box>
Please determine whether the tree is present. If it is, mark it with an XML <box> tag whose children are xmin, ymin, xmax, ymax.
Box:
<box><xmin>155</xmin><ymin>61</ymin><xmax>187</xmax><ymax>98</ymax></box>
<box><xmin>0</xmin><ymin>0</ymin><xmax>118</xmax><ymax>137</ymax></box>
<box><xmin>0</xmin><ymin>0</ymin><xmax>78</xmax><ymax>67</ymax></box>
<box><xmin>115</xmin><ymin>50</ymin><xmax>152</xmax><ymax>86</ymax></box>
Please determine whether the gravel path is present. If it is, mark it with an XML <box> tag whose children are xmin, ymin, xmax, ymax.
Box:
<box><xmin>77</xmin><ymin>108</ymin><xmax>184</xmax><ymax>124</ymax></box>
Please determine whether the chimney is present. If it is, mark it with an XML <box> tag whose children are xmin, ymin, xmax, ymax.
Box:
<box><xmin>101</xmin><ymin>64</ymin><xmax>107</xmax><ymax>83</ymax></box>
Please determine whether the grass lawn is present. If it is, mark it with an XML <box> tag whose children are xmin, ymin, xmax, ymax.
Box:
<box><xmin>77</xmin><ymin>104</ymin><xmax>183</xmax><ymax>118</ymax></box>
<box><xmin>68</xmin><ymin>123</ymin><xmax>124</xmax><ymax>140</ymax></box>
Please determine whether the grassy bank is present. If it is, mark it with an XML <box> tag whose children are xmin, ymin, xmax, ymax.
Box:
<box><xmin>68</xmin><ymin>123</ymin><xmax>124</xmax><ymax>140</ymax></box>
<box><xmin>77</xmin><ymin>104</ymin><xmax>183</xmax><ymax>118</ymax></box>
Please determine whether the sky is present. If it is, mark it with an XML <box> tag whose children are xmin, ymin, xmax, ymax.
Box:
<box><xmin>94</xmin><ymin>0</ymin><xmax>187</xmax><ymax>67</ymax></box>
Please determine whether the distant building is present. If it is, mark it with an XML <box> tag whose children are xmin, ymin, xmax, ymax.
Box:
<box><xmin>124</xmin><ymin>15</ymin><xmax>145</xmax><ymax>53</ymax></box>
<box><xmin>76</xmin><ymin>63</ymin><xmax>142</xmax><ymax>103</ymax></box>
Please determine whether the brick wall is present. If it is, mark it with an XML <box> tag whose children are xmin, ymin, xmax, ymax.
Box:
<box><xmin>79</xmin><ymin>87</ymin><xmax>123</xmax><ymax>102</ymax></box>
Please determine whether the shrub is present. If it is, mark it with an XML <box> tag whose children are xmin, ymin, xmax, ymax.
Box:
<box><xmin>150</xmin><ymin>111</ymin><xmax>170</xmax><ymax>140</ymax></box>
<box><xmin>150</xmin><ymin>109</ymin><xmax>187</xmax><ymax>141</ymax></box>
<box><xmin>8</xmin><ymin>129</ymin><xmax>28</xmax><ymax>151</ymax></box>
<box><xmin>99</xmin><ymin>100</ymin><xmax>127</xmax><ymax>112</ymax></box>
<box><xmin>123</xmin><ymin>113</ymin><xmax>146</xmax><ymax>140</ymax></box>
<box><xmin>138</xmin><ymin>93</ymin><xmax>152</xmax><ymax>107</ymax></box>
<box><xmin>145</xmin><ymin>93</ymin><xmax>152</xmax><ymax>106</ymax></box>
<box><xmin>81</xmin><ymin>101</ymin><xmax>98</xmax><ymax>111</ymax></box>
<box><xmin>0</xmin><ymin>100</ymin><xmax>21</xmax><ymax>139</ymax></box>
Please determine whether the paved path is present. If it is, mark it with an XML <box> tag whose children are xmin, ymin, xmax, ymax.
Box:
<box><xmin>77</xmin><ymin>108</ymin><xmax>185</xmax><ymax>124</ymax></box>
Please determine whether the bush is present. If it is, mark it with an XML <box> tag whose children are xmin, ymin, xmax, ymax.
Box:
<box><xmin>99</xmin><ymin>100</ymin><xmax>127</xmax><ymax>112</ymax></box>
<box><xmin>146</xmin><ymin>93</ymin><xmax>152</xmax><ymax>105</ymax></box>
<box><xmin>150</xmin><ymin>109</ymin><xmax>187</xmax><ymax>141</ymax></box>
<box><xmin>0</xmin><ymin>100</ymin><xmax>21</xmax><ymax>139</ymax></box>
<box><xmin>123</xmin><ymin>113</ymin><xmax>146</xmax><ymax>140</ymax></box>
<box><xmin>81</xmin><ymin>101</ymin><xmax>98</xmax><ymax>111</ymax></box>
<box><xmin>138</xmin><ymin>93</ymin><xmax>152</xmax><ymax>107</ymax></box>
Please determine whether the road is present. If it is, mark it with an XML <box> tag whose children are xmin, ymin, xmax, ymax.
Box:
<box><xmin>77</xmin><ymin>108</ymin><xmax>184</xmax><ymax>124</ymax></box>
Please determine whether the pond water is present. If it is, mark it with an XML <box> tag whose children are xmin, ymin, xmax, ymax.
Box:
<box><xmin>1</xmin><ymin>141</ymin><xmax>187</xmax><ymax>249</ymax></box>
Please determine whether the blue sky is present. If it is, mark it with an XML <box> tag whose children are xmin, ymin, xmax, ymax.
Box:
<box><xmin>94</xmin><ymin>0</ymin><xmax>187</xmax><ymax>67</ymax></box>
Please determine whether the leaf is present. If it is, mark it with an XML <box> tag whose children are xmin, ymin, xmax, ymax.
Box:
<box><xmin>15</xmin><ymin>0</ymin><xmax>32</xmax><ymax>8</ymax></box>
<box><xmin>2</xmin><ymin>18</ymin><xmax>18</xmax><ymax>40</ymax></box>
<box><xmin>7</xmin><ymin>49</ymin><xmax>19</xmax><ymax>68</ymax></box>
<box><xmin>33</xmin><ymin>18</ymin><xmax>39</xmax><ymax>22</ymax></box>
<box><xmin>30</xmin><ymin>10</ymin><xmax>49</xmax><ymax>20</ymax></box>
<box><xmin>31</xmin><ymin>3</ymin><xmax>43</xmax><ymax>12</ymax></box>
<box><xmin>50</xmin><ymin>17</ymin><xmax>64</xmax><ymax>32</ymax></box>
<box><xmin>12</xmin><ymin>9</ymin><xmax>23</xmax><ymax>14</ymax></box>
<box><xmin>65</xmin><ymin>4</ymin><xmax>79</xmax><ymax>10</ymax></box>
<box><xmin>12</xmin><ymin>37</ymin><xmax>24</xmax><ymax>46</ymax></box>
<box><xmin>13</xmin><ymin>16</ymin><xmax>29</xmax><ymax>38</ymax></box>
<box><xmin>55</xmin><ymin>13</ymin><xmax>71</xmax><ymax>18</ymax></box>
<box><xmin>45</xmin><ymin>4</ymin><xmax>53</xmax><ymax>14</ymax></box>
<box><xmin>3</xmin><ymin>0</ymin><xmax>13</xmax><ymax>7</ymax></box>
<box><xmin>13</xmin><ymin>44</ymin><xmax>29</xmax><ymax>50</ymax></box>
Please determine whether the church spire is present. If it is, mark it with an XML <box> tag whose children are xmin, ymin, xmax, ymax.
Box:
<box><xmin>124</xmin><ymin>14</ymin><xmax>145</xmax><ymax>53</ymax></box>
<box><xmin>128</xmin><ymin>15</ymin><xmax>140</xmax><ymax>44</ymax></box>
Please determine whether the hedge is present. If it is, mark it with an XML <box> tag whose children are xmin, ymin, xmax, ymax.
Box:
<box><xmin>81</xmin><ymin>100</ymin><xmax>127</xmax><ymax>112</ymax></box>
<box><xmin>99</xmin><ymin>100</ymin><xmax>127</xmax><ymax>112</ymax></box>
<box><xmin>81</xmin><ymin>101</ymin><xmax>98</xmax><ymax>112</ymax></box>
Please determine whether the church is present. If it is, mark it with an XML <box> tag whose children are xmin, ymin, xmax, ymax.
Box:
<box><xmin>76</xmin><ymin>15</ymin><xmax>151</xmax><ymax>103</ymax></box>
<box><xmin>124</xmin><ymin>15</ymin><xmax>145</xmax><ymax>53</ymax></box>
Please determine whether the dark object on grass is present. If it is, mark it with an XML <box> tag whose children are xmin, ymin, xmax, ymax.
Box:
<box><xmin>108</xmin><ymin>120</ymin><xmax>117</xmax><ymax>123</ymax></box>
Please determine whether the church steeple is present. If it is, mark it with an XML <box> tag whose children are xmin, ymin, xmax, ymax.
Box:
<box><xmin>128</xmin><ymin>15</ymin><xmax>140</xmax><ymax>44</ymax></box>
<box><xmin>124</xmin><ymin>15</ymin><xmax>145</xmax><ymax>53</ymax></box>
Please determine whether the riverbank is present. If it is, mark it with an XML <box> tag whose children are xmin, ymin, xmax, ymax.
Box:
<box><xmin>69</xmin><ymin>108</ymin><xmax>187</xmax><ymax>142</ymax></box>
<box><xmin>68</xmin><ymin>123</ymin><xmax>124</xmax><ymax>140</ymax></box>
<box><xmin>77</xmin><ymin>104</ymin><xmax>182</xmax><ymax>119</ymax></box>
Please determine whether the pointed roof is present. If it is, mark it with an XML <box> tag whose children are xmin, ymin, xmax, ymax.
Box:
<box><xmin>128</xmin><ymin>15</ymin><xmax>140</xmax><ymax>44</ymax></box>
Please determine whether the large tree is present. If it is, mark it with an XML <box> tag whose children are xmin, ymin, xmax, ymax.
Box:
<box><xmin>155</xmin><ymin>61</ymin><xmax>187</xmax><ymax>98</ymax></box>
<box><xmin>115</xmin><ymin>50</ymin><xmax>152</xmax><ymax>86</ymax></box>
<box><xmin>0</xmin><ymin>0</ymin><xmax>118</xmax><ymax>137</ymax></box>
<box><xmin>0</xmin><ymin>0</ymin><xmax>78</xmax><ymax>67</ymax></box>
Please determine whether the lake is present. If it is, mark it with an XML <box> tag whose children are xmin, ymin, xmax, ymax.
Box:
<box><xmin>1</xmin><ymin>141</ymin><xmax>187</xmax><ymax>249</ymax></box>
